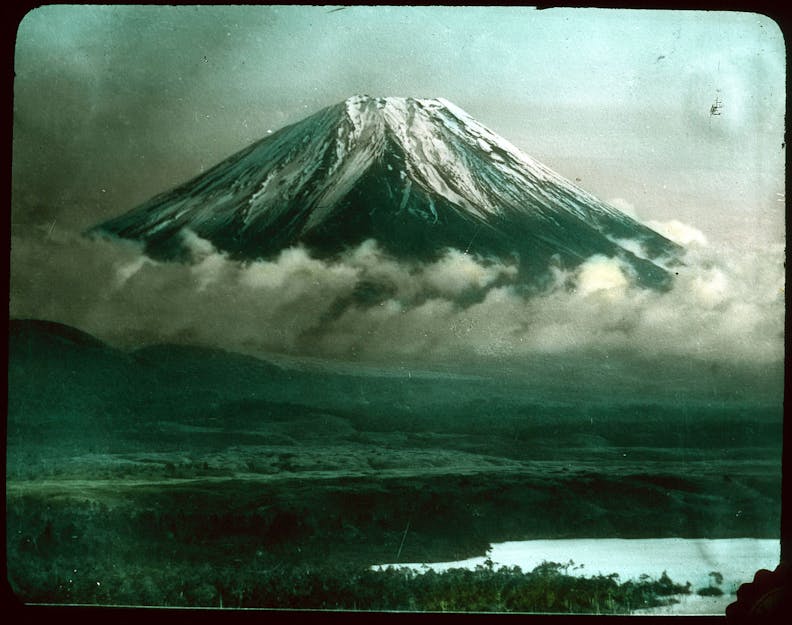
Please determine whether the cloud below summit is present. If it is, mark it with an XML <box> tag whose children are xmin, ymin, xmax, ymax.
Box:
<box><xmin>9</xmin><ymin>221</ymin><xmax>784</xmax><ymax>370</ymax></box>
<box><xmin>646</xmin><ymin>219</ymin><xmax>709</xmax><ymax>248</ymax></box>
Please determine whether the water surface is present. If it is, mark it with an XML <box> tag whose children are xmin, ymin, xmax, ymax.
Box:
<box><xmin>375</xmin><ymin>537</ymin><xmax>780</xmax><ymax>613</ymax></box>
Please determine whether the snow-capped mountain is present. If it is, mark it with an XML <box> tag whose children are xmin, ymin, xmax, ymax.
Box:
<box><xmin>91</xmin><ymin>95</ymin><xmax>681</xmax><ymax>288</ymax></box>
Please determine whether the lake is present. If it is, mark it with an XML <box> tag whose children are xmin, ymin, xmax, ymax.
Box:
<box><xmin>374</xmin><ymin>537</ymin><xmax>780</xmax><ymax>615</ymax></box>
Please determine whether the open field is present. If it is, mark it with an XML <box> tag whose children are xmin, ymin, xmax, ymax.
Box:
<box><xmin>6</xmin><ymin>320</ymin><xmax>783</xmax><ymax>610</ymax></box>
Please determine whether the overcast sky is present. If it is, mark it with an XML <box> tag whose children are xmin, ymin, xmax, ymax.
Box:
<box><xmin>12</xmin><ymin>5</ymin><xmax>785</xmax><ymax>248</ymax></box>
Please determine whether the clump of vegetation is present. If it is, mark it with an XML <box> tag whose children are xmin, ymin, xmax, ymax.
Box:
<box><xmin>697</xmin><ymin>571</ymin><xmax>725</xmax><ymax>596</ymax></box>
<box><xmin>697</xmin><ymin>586</ymin><xmax>724</xmax><ymax>597</ymax></box>
<box><xmin>7</xmin><ymin>473</ymin><xmax>698</xmax><ymax>614</ymax></box>
<box><xmin>8</xmin><ymin>548</ymin><xmax>690</xmax><ymax>613</ymax></box>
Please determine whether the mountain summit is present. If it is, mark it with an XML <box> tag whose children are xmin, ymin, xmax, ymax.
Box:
<box><xmin>92</xmin><ymin>95</ymin><xmax>681</xmax><ymax>288</ymax></box>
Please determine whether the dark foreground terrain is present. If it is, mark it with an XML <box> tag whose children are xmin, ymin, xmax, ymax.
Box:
<box><xmin>6</xmin><ymin>319</ymin><xmax>783</xmax><ymax>611</ymax></box>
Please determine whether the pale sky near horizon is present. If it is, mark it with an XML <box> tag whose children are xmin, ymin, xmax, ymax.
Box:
<box><xmin>12</xmin><ymin>5</ymin><xmax>786</xmax><ymax>249</ymax></box>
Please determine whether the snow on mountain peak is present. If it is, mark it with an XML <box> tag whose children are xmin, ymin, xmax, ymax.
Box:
<box><xmin>91</xmin><ymin>95</ymin><xmax>682</xmax><ymax>290</ymax></box>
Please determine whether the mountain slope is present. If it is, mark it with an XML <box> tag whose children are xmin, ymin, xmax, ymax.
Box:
<box><xmin>91</xmin><ymin>96</ymin><xmax>681</xmax><ymax>288</ymax></box>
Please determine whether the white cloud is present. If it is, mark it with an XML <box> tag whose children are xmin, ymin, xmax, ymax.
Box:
<box><xmin>240</xmin><ymin>245</ymin><xmax>359</xmax><ymax>293</ymax></box>
<box><xmin>646</xmin><ymin>219</ymin><xmax>709</xmax><ymax>247</ymax></box>
<box><xmin>181</xmin><ymin>228</ymin><xmax>219</xmax><ymax>259</ymax></box>
<box><xmin>610</xmin><ymin>237</ymin><xmax>648</xmax><ymax>260</ymax></box>
<box><xmin>574</xmin><ymin>255</ymin><xmax>630</xmax><ymax>297</ymax></box>
<box><xmin>9</xmin><ymin>226</ymin><xmax>785</xmax><ymax>367</ymax></box>
<box><xmin>421</xmin><ymin>248</ymin><xmax>518</xmax><ymax>296</ymax></box>
<box><xmin>115</xmin><ymin>255</ymin><xmax>157</xmax><ymax>288</ymax></box>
